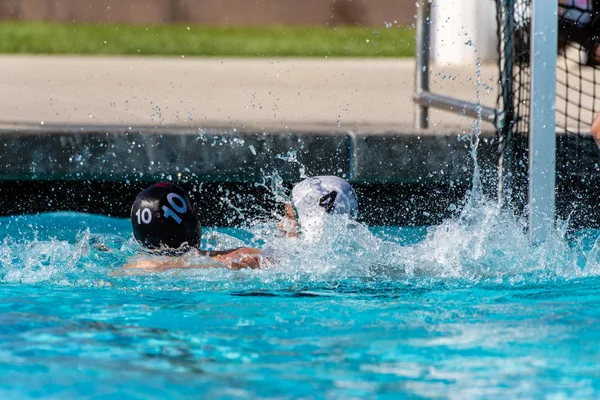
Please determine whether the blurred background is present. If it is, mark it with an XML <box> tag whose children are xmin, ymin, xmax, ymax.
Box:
<box><xmin>0</xmin><ymin>0</ymin><xmax>415</xmax><ymax>26</ymax></box>
<box><xmin>0</xmin><ymin>0</ymin><xmax>419</xmax><ymax>57</ymax></box>
<box><xmin>0</xmin><ymin>0</ymin><xmax>499</xmax><ymax>224</ymax></box>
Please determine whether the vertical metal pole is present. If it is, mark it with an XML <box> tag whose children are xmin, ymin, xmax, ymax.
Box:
<box><xmin>497</xmin><ymin>0</ymin><xmax>515</xmax><ymax>206</ymax></box>
<box><xmin>528</xmin><ymin>0</ymin><xmax>557</xmax><ymax>243</ymax></box>
<box><xmin>414</xmin><ymin>1</ymin><xmax>431</xmax><ymax>129</ymax></box>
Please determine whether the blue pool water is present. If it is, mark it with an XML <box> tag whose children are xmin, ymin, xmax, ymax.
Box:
<box><xmin>2</xmin><ymin>204</ymin><xmax>600</xmax><ymax>399</ymax></box>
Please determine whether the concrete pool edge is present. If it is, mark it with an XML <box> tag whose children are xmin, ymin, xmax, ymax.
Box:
<box><xmin>0</xmin><ymin>123</ymin><xmax>494</xmax><ymax>184</ymax></box>
<box><xmin>1</xmin><ymin>124</ymin><xmax>600</xmax><ymax>228</ymax></box>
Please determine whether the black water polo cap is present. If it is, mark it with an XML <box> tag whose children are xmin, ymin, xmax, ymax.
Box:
<box><xmin>131</xmin><ymin>183</ymin><xmax>201</xmax><ymax>251</ymax></box>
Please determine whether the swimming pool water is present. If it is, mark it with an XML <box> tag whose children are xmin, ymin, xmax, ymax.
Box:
<box><xmin>1</xmin><ymin>207</ymin><xmax>600</xmax><ymax>399</ymax></box>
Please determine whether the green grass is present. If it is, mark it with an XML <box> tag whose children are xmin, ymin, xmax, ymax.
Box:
<box><xmin>0</xmin><ymin>22</ymin><xmax>415</xmax><ymax>57</ymax></box>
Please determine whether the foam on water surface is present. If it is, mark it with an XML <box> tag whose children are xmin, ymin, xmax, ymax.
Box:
<box><xmin>0</xmin><ymin>195</ymin><xmax>600</xmax><ymax>291</ymax></box>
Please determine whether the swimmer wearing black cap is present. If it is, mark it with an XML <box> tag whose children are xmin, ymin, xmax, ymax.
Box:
<box><xmin>125</xmin><ymin>182</ymin><xmax>263</xmax><ymax>271</ymax></box>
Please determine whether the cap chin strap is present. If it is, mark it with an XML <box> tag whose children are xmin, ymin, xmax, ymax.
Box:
<box><xmin>290</xmin><ymin>190</ymin><xmax>338</xmax><ymax>237</ymax></box>
<box><xmin>290</xmin><ymin>201</ymin><xmax>302</xmax><ymax>236</ymax></box>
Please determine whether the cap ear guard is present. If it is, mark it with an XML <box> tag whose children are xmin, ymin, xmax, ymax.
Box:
<box><xmin>292</xmin><ymin>176</ymin><xmax>358</xmax><ymax>219</ymax></box>
<box><xmin>290</xmin><ymin>177</ymin><xmax>359</xmax><ymax>242</ymax></box>
<box><xmin>318</xmin><ymin>191</ymin><xmax>338</xmax><ymax>213</ymax></box>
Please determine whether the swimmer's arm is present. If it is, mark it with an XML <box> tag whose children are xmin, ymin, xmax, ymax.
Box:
<box><xmin>122</xmin><ymin>258</ymin><xmax>218</xmax><ymax>272</ymax></box>
<box><xmin>122</xmin><ymin>248</ymin><xmax>266</xmax><ymax>272</ymax></box>
<box><xmin>209</xmin><ymin>248</ymin><xmax>264</xmax><ymax>270</ymax></box>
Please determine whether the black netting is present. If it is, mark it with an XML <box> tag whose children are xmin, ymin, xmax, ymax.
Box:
<box><xmin>496</xmin><ymin>0</ymin><xmax>600</xmax><ymax>210</ymax></box>
<box><xmin>496</xmin><ymin>0</ymin><xmax>532</xmax><ymax>207</ymax></box>
<box><xmin>496</xmin><ymin>0</ymin><xmax>530</xmax><ymax>145</ymax></box>
<box><xmin>497</xmin><ymin>0</ymin><xmax>600</xmax><ymax>138</ymax></box>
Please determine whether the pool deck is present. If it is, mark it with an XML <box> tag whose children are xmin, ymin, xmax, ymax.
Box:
<box><xmin>0</xmin><ymin>56</ymin><xmax>599</xmax><ymax>226</ymax></box>
<box><xmin>0</xmin><ymin>55</ymin><xmax>499</xmax><ymax>183</ymax></box>
<box><xmin>0</xmin><ymin>56</ymin><xmax>497</xmax><ymax>131</ymax></box>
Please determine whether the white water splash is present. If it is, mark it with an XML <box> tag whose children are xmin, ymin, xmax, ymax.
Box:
<box><xmin>0</xmin><ymin>208</ymin><xmax>598</xmax><ymax>290</ymax></box>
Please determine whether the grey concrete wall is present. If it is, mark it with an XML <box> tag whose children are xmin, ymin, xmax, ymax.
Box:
<box><xmin>2</xmin><ymin>127</ymin><xmax>600</xmax><ymax>228</ymax></box>
<box><xmin>0</xmin><ymin>125</ymin><xmax>496</xmax><ymax>184</ymax></box>
<box><xmin>0</xmin><ymin>126</ymin><xmax>496</xmax><ymax>226</ymax></box>
<box><xmin>0</xmin><ymin>0</ymin><xmax>416</xmax><ymax>26</ymax></box>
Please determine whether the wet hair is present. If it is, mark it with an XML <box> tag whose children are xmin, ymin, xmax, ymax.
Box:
<box><xmin>130</xmin><ymin>183</ymin><xmax>201</xmax><ymax>252</ymax></box>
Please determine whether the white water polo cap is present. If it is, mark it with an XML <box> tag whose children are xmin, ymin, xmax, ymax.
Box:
<box><xmin>291</xmin><ymin>176</ymin><xmax>358</xmax><ymax>240</ymax></box>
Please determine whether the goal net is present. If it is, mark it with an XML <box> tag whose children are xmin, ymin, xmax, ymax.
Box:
<box><xmin>496</xmin><ymin>0</ymin><xmax>600</xmax><ymax>224</ymax></box>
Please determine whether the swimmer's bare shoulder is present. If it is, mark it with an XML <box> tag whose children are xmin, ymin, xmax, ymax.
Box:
<box><xmin>123</xmin><ymin>248</ymin><xmax>265</xmax><ymax>272</ymax></box>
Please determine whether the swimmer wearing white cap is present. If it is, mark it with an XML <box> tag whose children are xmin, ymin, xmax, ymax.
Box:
<box><xmin>279</xmin><ymin>176</ymin><xmax>359</xmax><ymax>241</ymax></box>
